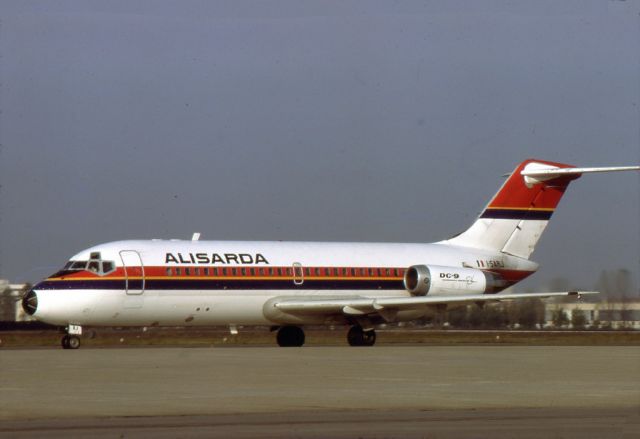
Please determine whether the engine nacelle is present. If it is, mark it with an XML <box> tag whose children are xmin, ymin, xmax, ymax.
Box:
<box><xmin>403</xmin><ymin>265</ymin><xmax>502</xmax><ymax>296</ymax></box>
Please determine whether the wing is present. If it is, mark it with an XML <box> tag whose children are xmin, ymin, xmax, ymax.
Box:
<box><xmin>273</xmin><ymin>291</ymin><xmax>598</xmax><ymax>319</ymax></box>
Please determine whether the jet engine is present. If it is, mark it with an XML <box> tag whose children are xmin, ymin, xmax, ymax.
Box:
<box><xmin>403</xmin><ymin>265</ymin><xmax>502</xmax><ymax>296</ymax></box>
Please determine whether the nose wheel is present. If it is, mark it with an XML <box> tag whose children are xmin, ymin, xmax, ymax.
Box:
<box><xmin>61</xmin><ymin>324</ymin><xmax>83</xmax><ymax>349</ymax></box>
<box><xmin>61</xmin><ymin>335</ymin><xmax>81</xmax><ymax>349</ymax></box>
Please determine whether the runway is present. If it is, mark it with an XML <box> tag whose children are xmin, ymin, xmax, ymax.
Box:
<box><xmin>1</xmin><ymin>346</ymin><xmax>638</xmax><ymax>438</ymax></box>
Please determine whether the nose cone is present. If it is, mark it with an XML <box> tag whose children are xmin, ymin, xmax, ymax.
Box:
<box><xmin>22</xmin><ymin>290</ymin><xmax>38</xmax><ymax>316</ymax></box>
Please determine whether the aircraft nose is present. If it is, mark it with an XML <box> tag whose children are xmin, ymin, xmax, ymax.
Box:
<box><xmin>22</xmin><ymin>289</ymin><xmax>38</xmax><ymax>315</ymax></box>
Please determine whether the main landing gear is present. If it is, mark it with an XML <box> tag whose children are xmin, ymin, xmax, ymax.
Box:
<box><xmin>274</xmin><ymin>325</ymin><xmax>377</xmax><ymax>347</ymax></box>
<box><xmin>61</xmin><ymin>324</ymin><xmax>82</xmax><ymax>350</ymax></box>
<box><xmin>276</xmin><ymin>326</ymin><xmax>305</xmax><ymax>347</ymax></box>
<box><xmin>347</xmin><ymin>325</ymin><xmax>376</xmax><ymax>347</ymax></box>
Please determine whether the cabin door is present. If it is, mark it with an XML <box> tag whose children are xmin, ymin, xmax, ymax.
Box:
<box><xmin>120</xmin><ymin>250</ymin><xmax>145</xmax><ymax>295</ymax></box>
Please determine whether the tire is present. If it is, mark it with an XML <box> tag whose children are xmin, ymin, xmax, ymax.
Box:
<box><xmin>347</xmin><ymin>325</ymin><xmax>364</xmax><ymax>346</ymax></box>
<box><xmin>276</xmin><ymin>326</ymin><xmax>305</xmax><ymax>347</ymax></box>
<box><xmin>362</xmin><ymin>330</ymin><xmax>376</xmax><ymax>346</ymax></box>
<box><xmin>61</xmin><ymin>335</ymin><xmax>70</xmax><ymax>349</ymax></box>
<box><xmin>347</xmin><ymin>326</ymin><xmax>376</xmax><ymax>346</ymax></box>
<box><xmin>67</xmin><ymin>335</ymin><xmax>81</xmax><ymax>349</ymax></box>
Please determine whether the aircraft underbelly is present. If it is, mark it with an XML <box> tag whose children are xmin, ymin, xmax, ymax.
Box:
<box><xmin>36</xmin><ymin>289</ymin><xmax>407</xmax><ymax>327</ymax></box>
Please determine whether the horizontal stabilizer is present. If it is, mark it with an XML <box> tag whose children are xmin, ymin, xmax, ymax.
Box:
<box><xmin>521</xmin><ymin>164</ymin><xmax>639</xmax><ymax>186</ymax></box>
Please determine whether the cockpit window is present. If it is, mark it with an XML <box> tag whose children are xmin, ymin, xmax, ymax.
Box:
<box><xmin>102</xmin><ymin>261</ymin><xmax>115</xmax><ymax>275</ymax></box>
<box><xmin>87</xmin><ymin>260</ymin><xmax>100</xmax><ymax>273</ymax></box>
<box><xmin>64</xmin><ymin>258</ymin><xmax>116</xmax><ymax>276</ymax></box>
<box><xmin>69</xmin><ymin>261</ymin><xmax>88</xmax><ymax>270</ymax></box>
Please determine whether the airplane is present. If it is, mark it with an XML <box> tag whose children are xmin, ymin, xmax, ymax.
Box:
<box><xmin>22</xmin><ymin>159</ymin><xmax>639</xmax><ymax>349</ymax></box>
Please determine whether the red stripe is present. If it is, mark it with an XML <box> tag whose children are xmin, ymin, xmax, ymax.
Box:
<box><xmin>53</xmin><ymin>266</ymin><xmax>536</xmax><ymax>288</ymax></box>
<box><xmin>52</xmin><ymin>266</ymin><xmax>408</xmax><ymax>280</ymax></box>
<box><xmin>487</xmin><ymin>268</ymin><xmax>535</xmax><ymax>284</ymax></box>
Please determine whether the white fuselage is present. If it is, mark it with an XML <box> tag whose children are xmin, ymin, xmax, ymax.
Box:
<box><xmin>31</xmin><ymin>240</ymin><xmax>538</xmax><ymax>327</ymax></box>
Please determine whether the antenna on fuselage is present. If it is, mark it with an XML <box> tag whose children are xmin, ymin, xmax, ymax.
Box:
<box><xmin>192</xmin><ymin>233</ymin><xmax>201</xmax><ymax>241</ymax></box>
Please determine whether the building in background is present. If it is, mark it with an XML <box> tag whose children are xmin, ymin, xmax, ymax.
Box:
<box><xmin>546</xmin><ymin>302</ymin><xmax>640</xmax><ymax>330</ymax></box>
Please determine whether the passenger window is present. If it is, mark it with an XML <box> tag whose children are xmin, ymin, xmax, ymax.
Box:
<box><xmin>166</xmin><ymin>267</ymin><xmax>173</xmax><ymax>276</ymax></box>
<box><xmin>204</xmin><ymin>267</ymin><xmax>209</xmax><ymax>276</ymax></box>
<box><xmin>176</xmin><ymin>268</ymin><xmax>181</xmax><ymax>276</ymax></box>
<box><xmin>185</xmin><ymin>267</ymin><xmax>191</xmax><ymax>276</ymax></box>
<box><xmin>194</xmin><ymin>268</ymin><xmax>200</xmax><ymax>276</ymax></box>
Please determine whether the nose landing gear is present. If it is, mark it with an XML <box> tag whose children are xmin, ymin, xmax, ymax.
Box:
<box><xmin>61</xmin><ymin>335</ymin><xmax>81</xmax><ymax>349</ymax></box>
<box><xmin>61</xmin><ymin>325</ymin><xmax>83</xmax><ymax>350</ymax></box>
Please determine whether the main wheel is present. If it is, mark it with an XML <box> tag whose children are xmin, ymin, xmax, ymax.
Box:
<box><xmin>347</xmin><ymin>326</ymin><xmax>376</xmax><ymax>346</ymax></box>
<box><xmin>276</xmin><ymin>326</ymin><xmax>305</xmax><ymax>347</ymax></box>
<box><xmin>61</xmin><ymin>335</ymin><xmax>70</xmax><ymax>349</ymax></box>
<box><xmin>362</xmin><ymin>329</ymin><xmax>376</xmax><ymax>346</ymax></box>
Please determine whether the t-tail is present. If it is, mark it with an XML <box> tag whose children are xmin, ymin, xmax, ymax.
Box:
<box><xmin>444</xmin><ymin>159</ymin><xmax>639</xmax><ymax>259</ymax></box>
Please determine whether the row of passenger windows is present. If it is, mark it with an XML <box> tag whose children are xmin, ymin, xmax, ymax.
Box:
<box><xmin>165</xmin><ymin>267</ymin><xmax>404</xmax><ymax>277</ymax></box>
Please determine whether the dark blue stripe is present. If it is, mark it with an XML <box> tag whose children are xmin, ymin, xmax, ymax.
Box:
<box><xmin>480</xmin><ymin>209</ymin><xmax>553</xmax><ymax>220</ymax></box>
<box><xmin>35</xmin><ymin>279</ymin><xmax>404</xmax><ymax>291</ymax></box>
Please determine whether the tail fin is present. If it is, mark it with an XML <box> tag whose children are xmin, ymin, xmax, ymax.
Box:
<box><xmin>444</xmin><ymin>159</ymin><xmax>639</xmax><ymax>259</ymax></box>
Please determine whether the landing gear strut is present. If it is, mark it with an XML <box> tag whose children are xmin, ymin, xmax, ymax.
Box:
<box><xmin>61</xmin><ymin>325</ymin><xmax>82</xmax><ymax>350</ymax></box>
<box><xmin>276</xmin><ymin>326</ymin><xmax>305</xmax><ymax>347</ymax></box>
<box><xmin>347</xmin><ymin>325</ymin><xmax>376</xmax><ymax>346</ymax></box>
